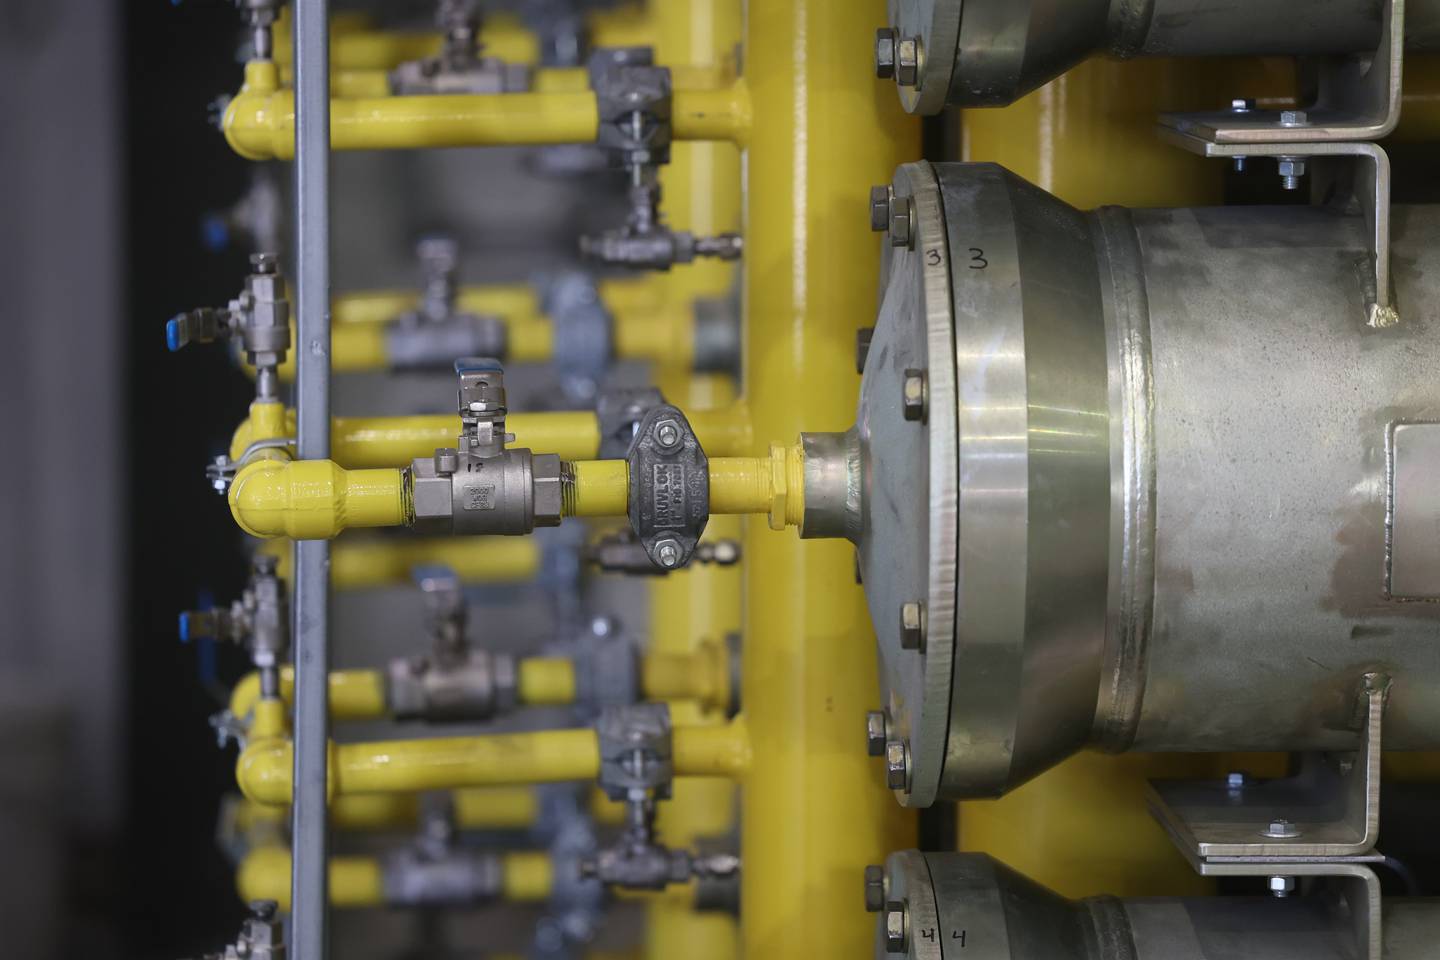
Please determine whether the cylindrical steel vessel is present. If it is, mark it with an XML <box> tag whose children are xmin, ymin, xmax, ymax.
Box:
<box><xmin>882</xmin><ymin>0</ymin><xmax>1440</xmax><ymax>112</ymax></box>
<box><xmin>871</xmin><ymin>851</ymin><xmax>1440</xmax><ymax>960</ymax></box>
<box><xmin>854</xmin><ymin>162</ymin><xmax>1440</xmax><ymax>802</ymax></box>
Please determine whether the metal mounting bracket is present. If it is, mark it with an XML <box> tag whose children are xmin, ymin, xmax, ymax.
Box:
<box><xmin>1147</xmin><ymin>674</ymin><xmax>1388</xmax><ymax>863</ymax></box>
<box><xmin>1155</xmin><ymin>133</ymin><xmax>1397</xmax><ymax>328</ymax></box>
<box><xmin>1157</xmin><ymin>0</ymin><xmax>1404</xmax><ymax>144</ymax></box>
<box><xmin>625</xmin><ymin>405</ymin><xmax>710</xmax><ymax>571</ymax></box>
<box><xmin>1197</xmin><ymin>862</ymin><xmax>1382</xmax><ymax>960</ymax></box>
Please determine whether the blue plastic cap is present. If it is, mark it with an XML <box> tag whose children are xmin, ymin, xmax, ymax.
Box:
<box><xmin>455</xmin><ymin>357</ymin><xmax>503</xmax><ymax>374</ymax></box>
<box><xmin>201</xmin><ymin>215</ymin><xmax>230</xmax><ymax>253</ymax></box>
<box><xmin>178</xmin><ymin>611</ymin><xmax>192</xmax><ymax>643</ymax></box>
<box><xmin>166</xmin><ymin>316</ymin><xmax>183</xmax><ymax>352</ymax></box>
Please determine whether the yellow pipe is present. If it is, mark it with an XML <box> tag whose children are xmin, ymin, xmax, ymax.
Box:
<box><xmin>330</xmin><ymin>787</ymin><xmax>541</xmax><ymax>832</ymax></box>
<box><xmin>230</xmin><ymin>667</ymin><xmax>388</xmax><ymax>725</ymax></box>
<box><xmin>740</xmin><ymin>2</ymin><xmax>920</xmax><ymax>955</ymax></box>
<box><xmin>516</xmin><ymin>657</ymin><xmax>577</xmax><ymax>706</ymax></box>
<box><xmin>233</xmin><ymin>644</ymin><xmax>730</xmax><ymax>725</ymax></box>
<box><xmin>333</xmin><ymin>279</ymin><xmax>664</xmax><ymax>326</ymax></box>
<box><xmin>231</xmin><ymin>409</ymin><xmax>605</xmax><ymax>468</ymax></box>
<box><xmin>564</xmin><ymin>448</ymin><xmax>802</xmax><ymax>526</ymax></box>
<box><xmin>260</xmin><ymin>535</ymin><xmax>541</xmax><ymax>589</ymax></box>
<box><xmin>228</xmin><ymin>458</ymin><xmax>409</xmax><ymax>541</ymax></box>
<box><xmin>224</xmin><ymin>62</ymin><xmax>750</xmax><ymax>161</ymax></box>
<box><xmin>238</xmin><ymin>846</ymin><xmax>385</xmax><ymax>910</ymax></box>
<box><xmin>238</xmin><ymin>724</ymin><xmax>748</xmax><ymax>806</ymax></box>
<box><xmin>640</xmin><ymin>639</ymin><xmax>732</xmax><ymax>717</ymax></box>
<box><xmin>272</xmin><ymin>6</ymin><xmax>654</xmax><ymax>73</ymax></box>
<box><xmin>237</xmin><ymin>847</ymin><xmax>552</xmax><ymax>910</ymax></box>
<box><xmin>502</xmin><ymin>851</ymin><xmax>554</xmax><ymax>902</ymax></box>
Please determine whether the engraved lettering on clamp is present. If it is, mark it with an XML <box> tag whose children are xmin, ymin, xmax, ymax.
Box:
<box><xmin>652</xmin><ymin>463</ymin><xmax>687</xmax><ymax>529</ymax></box>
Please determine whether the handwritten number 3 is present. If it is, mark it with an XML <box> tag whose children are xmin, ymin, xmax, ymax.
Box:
<box><xmin>969</xmin><ymin>248</ymin><xmax>988</xmax><ymax>270</ymax></box>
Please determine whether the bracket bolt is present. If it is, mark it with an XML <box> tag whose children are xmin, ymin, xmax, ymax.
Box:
<box><xmin>654</xmin><ymin>539</ymin><xmax>682</xmax><ymax>569</ymax></box>
<box><xmin>869</xmin><ymin>186</ymin><xmax>891</xmax><ymax>232</ymax></box>
<box><xmin>1226</xmin><ymin>771</ymin><xmax>1246</xmax><ymax>792</ymax></box>
<box><xmin>653</xmin><ymin>418</ymin><xmax>682</xmax><ymax>451</ymax></box>
<box><xmin>866</xmin><ymin>710</ymin><xmax>888</xmax><ymax>757</ymax></box>
<box><xmin>1277</xmin><ymin>156</ymin><xmax>1308</xmax><ymax>191</ymax></box>
<box><xmin>1229</xmin><ymin>98</ymin><xmax>1255</xmax><ymax>112</ymax></box>
<box><xmin>885</xmin><ymin>739</ymin><xmax>910</xmax><ymax>790</ymax></box>
<box><xmin>1279</xmin><ymin>110</ymin><xmax>1309</xmax><ymax>127</ymax></box>
<box><xmin>900</xmin><ymin>601</ymin><xmax>925</xmax><ymax>651</ymax></box>
<box><xmin>902</xmin><ymin>370</ymin><xmax>927</xmax><ymax>422</ymax></box>
<box><xmin>875</xmin><ymin>28</ymin><xmax>897</xmax><ymax>80</ymax></box>
<box><xmin>895</xmin><ymin>37</ymin><xmax>919</xmax><ymax>87</ymax></box>
<box><xmin>864</xmin><ymin>865</ymin><xmax>886</xmax><ymax>912</ymax></box>
<box><xmin>884</xmin><ymin>901</ymin><xmax>908</xmax><ymax>952</ymax></box>
<box><xmin>1262</xmin><ymin>818</ymin><xmax>1302</xmax><ymax>839</ymax></box>
<box><xmin>1268</xmin><ymin>875</ymin><xmax>1296</xmax><ymax>898</ymax></box>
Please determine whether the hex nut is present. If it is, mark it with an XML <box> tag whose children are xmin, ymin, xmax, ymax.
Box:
<box><xmin>885</xmin><ymin>740</ymin><xmax>909</xmax><ymax>790</ymax></box>
<box><xmin>884</xmin><ymin>901</ymin><xmax>908</xmax><ymax>952</ymax></box>
<box><xmin>875</xmin><ymin>28</ymin><xmax>897</xmax><ymax>80</ymax></box>
<box><xmin>900</xmin><ymin>601</ymin><xmax>925</xmax><ymax>651</ymax></box>
<box><xmin>653</xmin><ymin>418</ymin><xmax>682</xmax><ymax>451</ymax></box>
<box><xmin>889</xmin><ymin>196</ymin><xmax>914</xmax><ymax>249</ymax></box>
<box><xmin>655</xmin><ymin>539</ymin><xmax>682</xmax><ymax>568</ymax></box>
<box><xmin>866</xmin><ymin>711</ymin><xmax>887</xmax><ymax>757</ymax></box>
<box><xmin>895</xmin><ymin>38</ymin><xmax>919</xmax><ymax>87</ymax></box>
<box><xmin>1269</xmin><ymin>875</ymin><xmax>1296</xmax><ymax>898</ymax></box>
<box><xmin>902</xmin><ymin>370</ymin><xmax>926</xmax><ymax>422</ymax></box>
<box><xmin>1279</xmin><ymin>110</ymin><xmax>1309</xmax><ymax>127</ymax></box>
<box><xmin>869</xmin><ymin>186</ymin><xmax>891</xmax><ymax>232</ymax></box>
<box><xmin>864</xmin><ymin>865</ymin><xmax>886</xmax><ymax>912</ymax></box>
<box><xmin>1277</xmin><ymin>157</ymin><xmax>1308</xmax><ymax>179</ymax></box>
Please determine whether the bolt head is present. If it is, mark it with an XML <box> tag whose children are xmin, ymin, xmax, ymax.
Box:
<box><xmin>895</xmin><ymin>37</ymin><xmax>919</xmax><ymax>87</ymax></box>
<box><xmin>655</xmin><ymin>539</ymin><xmax>682</xmax><ymax>568</ymax></box>
<box><xmin>1226</xmin><ymin>771</ymin><xmax>1246</xmax><ymax>791</ymax></box>
<box><xmin>866</xmin><ymin>711</ymin><xmax>887</xmax><ymax>756</ymax></box>
<box><xmin>1279</xmin><ymin>110</ymin><xmax>1309</xmax><ymax>127</ymax></box>
<box><xmin>888</xmin><ymin>196</ymin><xmax>914</xmax><ymax>249</ymax></box>
<box><xmin>884</xmin><ymin>901</ymin><xmax>907</xmax><ymax>952</ymax></box>
<box><xmin>902</xmin><ymin>370</ymin><xmax>926</xmax><ymax>422</ymax></box>
<box><xmin>1263</xmin><ymin>818</ymin><xmax>1302</xmax><ymax>839</ymax></box>
<box><xmin>653</xmin><ymin>418</ymin><xmax>682</xmax><ymax>450</ymax></box>
<box><xmin>899</xmin><ymin>601</ymin><xmax>925</xmax><ymax>651</ymax></box>
<box><xmin>885</xmin><ymin>740</ymin><xmax>909</xmax><ymax>790</ymax></box>
<box><xmin>869</xmin><ymin>186</ymin><xmax>891</xmax><ymax>232</ymax></box>
<box><xmin>1277</xmin><ymin>157</ymin><xmax>1307</xmax><ymax>179</ymax></box>
<box><xmin>875</xmin><ymin>28</ymin><xmax>897</xmax><ymax>80</ymax></box>
<box><xmin>864</xmin><ymin>865</ymin><xmax>886</xmax><ymax>913</ymax></box>
<box><xmin>249</xmin><ymin>252</ymin><xmax>279</xmax><ymax>274</ymax></box>
<box><xmin>1269</xmin><ymin>875</ymin><xmax>1296</xmax><ymax>897</ymax></box>
<box><xmin>249</xmin><ymin>899</ymin><xmax>278</xmax><ymax>920</ymax></box>
<box><xmin>1230</xmin><ymin>98</ymin><xmax>1255</xmax><ymax>112</ymax></box>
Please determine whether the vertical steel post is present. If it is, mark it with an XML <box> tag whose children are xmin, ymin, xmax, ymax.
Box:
<box><xmin>291</xmin><ymin>1</ymin><xmax>332</xmax><ymax>957</ymax></box>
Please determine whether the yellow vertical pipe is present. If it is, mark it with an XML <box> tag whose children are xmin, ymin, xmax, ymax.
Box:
<box><xmin>646</xmin><ymin>5</ymin><xmax>744</xmax><ymax>959</ymax></box>
<box><xmin>956</xmin><ymin>57</ymin><xmax>1292</xmax><ymax>899</ymax></box>
<box><xmin>741</xmin><ymin>4</ymin><xmax>918</xmax><ymax>955</ymax></box>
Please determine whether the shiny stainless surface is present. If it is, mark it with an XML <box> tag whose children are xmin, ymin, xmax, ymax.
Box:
<box><xmin>857</xmin><ymin>162</ymin><xmax>957</xmax><ymax>808</ymax></box>
<box><xmin>291</xmin><ymin>0</ymin><xmax>333</xmax><ymax>954</ymax></box>
<box><xmin>1387</xmin><ymin>422</ymin><xmax>1440</xmax><ymax>598</ymax></box>
<box><xmin>869</xmin><ymin>162</ymin><xmax>1440</xmax><ymax>801</ymax></box>
<box><xmin>885</xmin><ymin>0</ymin><xmax>962</xmax><ymax>115</ymax></box>
<box><xmin>938</xmin><ymin>164</ymin><xmax>1111</xmax><ymax>799</ymax></box>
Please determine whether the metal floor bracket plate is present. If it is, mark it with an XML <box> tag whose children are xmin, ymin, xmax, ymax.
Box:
<box><xmin>1157</xmin><ymin>0</ymin><xmax>1404</xmax><ymax>144</ymax></box>
<box><xmin>1147</xmin><ymin>675</ymin><xmax>1387</xmax><ymax>862</ymax></box>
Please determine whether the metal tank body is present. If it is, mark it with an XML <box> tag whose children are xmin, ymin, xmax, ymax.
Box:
<box><xmin>871</xmin><ymin>851</ymin><xmax>1440</xmax><ymax>960</ymax></box>
<box><xmin>884</xmin><ymin>0</ymin><xmax>1440</xmax><ymax>110</ymax></box>
<box><xmin>862</xmin><ymin>161</ymin><xmax>1440</xmax><ymax>800</ymax></box>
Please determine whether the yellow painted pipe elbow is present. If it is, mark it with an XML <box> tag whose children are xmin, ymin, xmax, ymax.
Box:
<box><xmin>641</xmin><ymin>639</ymin><xmax>732</xmax><ymax>716</ymax></box>
<box><xmin>503</xmin><ymin>852</ymin><xmax>554</xmax><ymax>902</ymax></box>
<box><xmin>228</xmin><ymin>459</ymin><xmax>410</xmax><ymax>540</ymax></box>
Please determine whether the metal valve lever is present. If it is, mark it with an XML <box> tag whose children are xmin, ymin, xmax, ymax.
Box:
<box><xmin>411</xmin><ymin>359</ymin><xmax>564</xmax><ymax>536</ymax></box>
<box><xmin>580</xmin><ymin>48</ymin><xmax>743</xmax><ymax>271</ymax></box>
<box><xmin>187</xmin><ymin>899</ymin><xmax>284</xmax><ymax>960</ymax></box>
<box><xmin>166</xmin><ymin>252</ymin><xmax>291</xmax><ymax>400</ymax></box>
<box><xmin>581</xmin><ymin>704</ymin><xmax>741</xmax><ymax>892</ymax></box>
<box><xmin>391</xmin><ymin>0</ymin><xmax>532</xmax><ymax>95</ymax></box>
